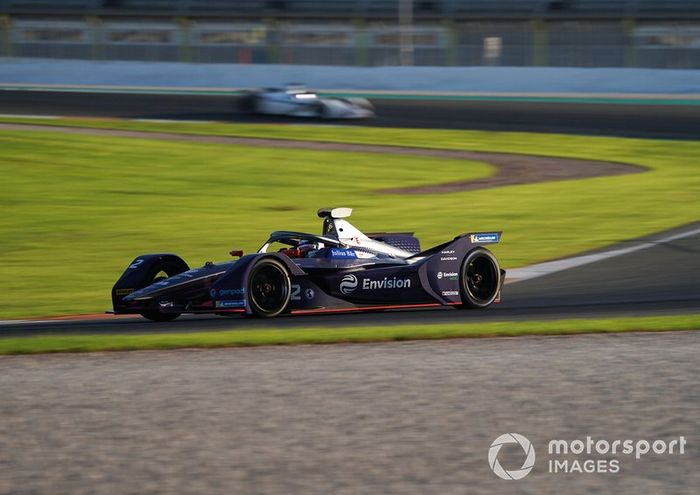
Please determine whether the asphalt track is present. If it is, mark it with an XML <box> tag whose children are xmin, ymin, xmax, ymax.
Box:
<box><xmin>3</xmin><ymin>89</ymin><xmax>700</xmax><ymax>139</ymax></box>
<box><xmin>1</xmin><ymin>333</ymin><xmax>698</xmax><ymax>494</ymax></box>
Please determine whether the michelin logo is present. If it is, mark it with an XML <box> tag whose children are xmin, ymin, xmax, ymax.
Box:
<box><xmin>215</xmin><ymin>300</ymin><xmax>246</xmax><ymax>308</ymax></box>
<box><xmin>471</xmin><ymin>233</ymin><xmax>500</xmax><ymax>243</ymax></box>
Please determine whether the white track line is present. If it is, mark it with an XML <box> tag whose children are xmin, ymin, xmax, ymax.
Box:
<box><xmin>507</xmin><ymin>225</ymin><xmax>700</xmax><ymax>283</ymax></box>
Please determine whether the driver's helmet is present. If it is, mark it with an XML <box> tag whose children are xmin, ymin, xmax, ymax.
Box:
<box><xmin>298</xmin><ymin>240</ymin><xmax>323</xmax><ymax>255</ymax></box>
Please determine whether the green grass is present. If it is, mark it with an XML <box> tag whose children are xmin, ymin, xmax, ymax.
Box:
<box><xmin>0</xmin><ymin>315</ymin><xmax>697</xmax><ymax>355</ymax></box>
<box><xmin>1</xmin><ymin>117</ymin><xmax>699</xmax><ymax>319</ymax></box>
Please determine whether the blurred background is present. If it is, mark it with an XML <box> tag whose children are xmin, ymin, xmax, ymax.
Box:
<box><xmin>1</xmin><ymin>0</ymin><xmax>699</xmax><ymax>68</ymax></box>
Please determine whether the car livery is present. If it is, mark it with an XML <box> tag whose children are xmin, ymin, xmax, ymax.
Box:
<box><xmin>237</xmin><ymin>85</ymin><xmax>374</xmax><ymax>119</ymax></box>
<box><xmin>111</xmin><ymin>208</ymin><xmax>505</xmax><ymax>321</ymax></box>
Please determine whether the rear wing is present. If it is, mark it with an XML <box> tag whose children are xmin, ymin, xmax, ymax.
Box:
<box><xmin>407</xmin><ymin>231</ymin><xmax>502</xmax><ymax>260</ymax></box>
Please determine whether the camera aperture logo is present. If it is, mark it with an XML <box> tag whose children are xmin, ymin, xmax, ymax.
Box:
<box><xmin>488</xmin><ymin>433</ymin><xmax>536</xmax><ymax>480</ymax></box>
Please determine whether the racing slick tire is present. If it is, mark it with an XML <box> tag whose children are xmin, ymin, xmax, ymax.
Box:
<box><xmin>139</xmin><ymin>258</ymin><xmax>188</xmax><ymax>322</ymax></box>
<box><xmin>459</xmin><ymin>248</ymin><xmax>501</xmax><ymax>309</ymax></box>
<box><xmin>247</xmin><ymin>258</ymin><xmax>292</xmax><ymax>318</ymax></box>
<box><xmin>316</xmin><ymin>101</ymin><xmax>331</xmax><ymax>119</ymax></box>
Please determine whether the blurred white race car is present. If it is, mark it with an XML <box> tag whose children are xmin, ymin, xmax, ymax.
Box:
<box><xmin>237</xmin><ymin>85</ymin><xmax>374</xmax><ymax>119</ymax></box>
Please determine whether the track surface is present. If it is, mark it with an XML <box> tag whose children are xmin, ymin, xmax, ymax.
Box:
<box><xmin>1</xmin><ymin>332</ymin><xmax>698</xmax><ymax>494</ymax></box>
<box><xmin>3</xmin><ymin>89</ymin><xmax>700</xmax><ymax>139</ymax></box>
<box><xmin>3</xmin><ymin>223</ymin><xmax>698</xmax><ymax>336</ymax></box>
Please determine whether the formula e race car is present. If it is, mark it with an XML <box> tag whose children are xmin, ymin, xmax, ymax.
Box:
<box><xmin>112</xmin><ymin>208</ymin><xmax>504</xmax><ymax>321</ymax></box>
<box><xmin>237</xmin><ymin>85</ymin><xmax>374</xmax><ymax>119</ymax></box>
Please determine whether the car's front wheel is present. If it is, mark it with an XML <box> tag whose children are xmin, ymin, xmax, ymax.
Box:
<box><xmin>459</xmin><ymin>248</ymin><xmax>501</xmax><ymax>308</ymax></box>
<box><xmin>247</xmin><ymin>258</ymin><xmax>291</xmax><ymax>317</ymax></box>
<box><xmin>140</xmin><ymin>259</ymin><xmax>186</xmax><ymax>322</ymax></box>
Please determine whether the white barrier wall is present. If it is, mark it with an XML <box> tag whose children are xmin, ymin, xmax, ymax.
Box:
<box><xmin>2</xmin><ymin>58</ymin><xmax>700</xmax><ymax>94</ymax></box>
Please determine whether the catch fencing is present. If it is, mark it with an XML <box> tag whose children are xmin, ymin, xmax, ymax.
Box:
<box><xmin>2</xmin><ymin>2</ymin><xmax>700</xmax><ymax>68</ymax></box>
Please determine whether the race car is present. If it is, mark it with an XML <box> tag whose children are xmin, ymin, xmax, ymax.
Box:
<box><xmin>236</xmin><ymin>85</ymin><xmax>374</xmax><ymax>119</ymax></box>
<box><xmin>112</xmin><ymin>208</ymin><xmax>504</xmax><ymax>321</ymax></box>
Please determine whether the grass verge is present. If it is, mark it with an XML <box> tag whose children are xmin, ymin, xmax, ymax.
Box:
<box><xmin>0</xmin><ymin>315</ymin><xmax>697</xmax><ymax>355</ymax></box>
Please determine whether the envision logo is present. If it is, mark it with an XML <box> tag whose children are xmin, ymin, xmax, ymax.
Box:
<box><xmin>437</xmin><ymin>271</ymin><xmax>458</xmax><ymax>280</ymax></box>
<box><xmin>362</xmin><ymin>277</ymin><xmax>411</xmax><ymax>290</ymax></box>
<box><xmin>339</xmin><ymin>274</ymin><xmax>359</xmax><ymax>294</ymax></box>
<box><xmin>340</xmin><ymin>274</ymin><xmax>411</xmax><ymax>294</ymax></box>
<box><xmin>488</xmin><ymin>433</ymin><xmax>536</xmax><ymax>481</ymax></box>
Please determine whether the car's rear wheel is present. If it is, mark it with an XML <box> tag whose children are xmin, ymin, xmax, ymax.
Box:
<box><xmin>140</xmin><ymin>259</ymin><xmax>186</xmax><ymax>322</ymax></box>
<box><xmin>315</xmin><ymin>101</ymin><xmax>330</xmax><ymax>118</ymax></box>
<box><xmin>247</xmin><ymin>258</ymin><xmax>291</xmax><ymax>317</ymax></box>
<box><xmin>459</xmin><ymin>248</ymin><xmax>501</xmax><ymax>308</ymax></box>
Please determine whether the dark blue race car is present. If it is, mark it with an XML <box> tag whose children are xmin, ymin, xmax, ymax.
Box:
<box><xmin>112</xmin><ymin>208</ymin><xmax>505</xmax><ymax>321</ymax></box>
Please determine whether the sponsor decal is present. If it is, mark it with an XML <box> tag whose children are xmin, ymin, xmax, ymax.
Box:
<box><xmin>305</xmin><ymin>288</ymin><xmax>315</xmax><ymax>300</ymax></box>
<box><xmin>215</xmin><ymin>300</ymin><xmax>246</xmax><ymax>308</ymax></box>
<box><xmin>212</xmin><ymin>288</ymin><xmax>246</xmax><ymax>298</ymax></box>
<box><xmin>362</xmin><ymin>277</ymin><xmax>411</xmax><ymax>290</ymax></box>
<box><xmin>329</xmin><ymin>248</ymin><xmax>358</xmax><ymax>259</ymax></box>
<box><xmin>437</xmin><ymin>271</ymin><xmax>458</xmax><ymax>280</ymax></box>
<box><xmin>115</xmin><ymin>288</ymin><xmax>134</xmax><ymax>296</ymax></box>
<box><xmin>440</xmin><ymin>256</ymin><xmax>458</xmax><ymax>261</ymax></box>
<box><xmin>341</xmin><ymin>274</ymin><xmax>412</xmax><ymax>294</ymax></box>
<box><xmin>441</xmin><ymin>290</ymin><xmax>459</xmax><ymax>296</ymax></box>
<box><xmin>441</xmin><ymin>250</ymin><xmax>455</xmax><ymax>255</ymax></box>
<box><xmin>339</xmin><ymin>274</ymin><xmax>359</xmax><ymax>295</ymax></box>
<box><xmin>471</xmin><ymin>233</ymin><xmax>500</xmax><ymax>243</ymax></box>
